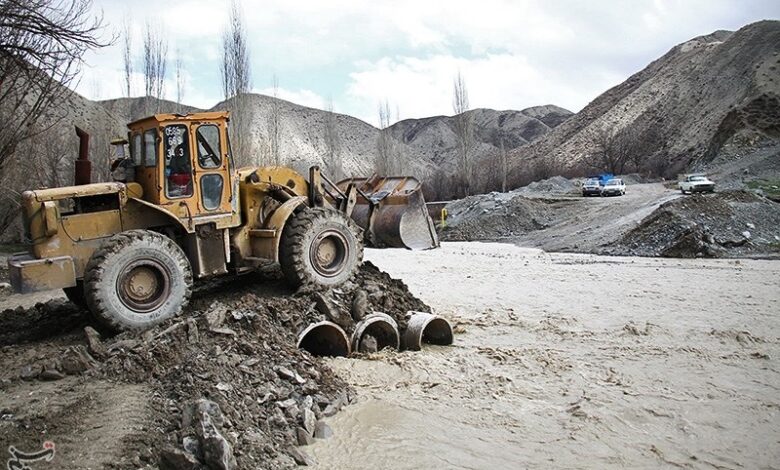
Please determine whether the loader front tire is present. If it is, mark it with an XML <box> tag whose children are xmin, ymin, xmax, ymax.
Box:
<box><xmin>280</xmin><ymin>207</ymin><xmax>363</xmax><ymax>289</ymax></box>
<box><xmin>84</xmin><ymin>230</ymin><xmax>193</xmax><ymax>332</ymax></box>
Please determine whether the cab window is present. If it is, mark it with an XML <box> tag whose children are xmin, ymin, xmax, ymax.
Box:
<box><xmin>196</xmin><ymin>125</ymin><xmax>221</xmax><ymax>169</ymax></box>
<box><xmin>131</xmin><ymin>134</ymin><xmax>142</xmax><ymax>166</ymax></box>
<box><xmin>143</xmin><ymin>129</ymin><xmax>157</xmax><ymax>167</ymax></box>
<box><xmin>201</xmin><ymin>174</ymin><xmax>224</xmax><ymax>210</ymax></box>
<box><xmin>164</xmin><ymin>124</ymin><xmax>193</xmax><ymax>198</ymax></box>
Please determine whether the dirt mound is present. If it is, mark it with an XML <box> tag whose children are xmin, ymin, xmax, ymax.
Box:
<box><xmin>605</xmin><ymin>190</ymin><xmax>780</xmax><ymax>258</ymax></box>
<box><xmin>440</xmin><ymin>192</ymin><xmax>551</xmax><ymax>241</ymax></box>
<box><xmin>0</xmin><ymin>263</ymin><xmax>430</xmax><ymax>469</ymax></box>
<box><xmin>514</xmin><ymin>175</ymin><xmax>578</xmax><ymax>195</ymax></box>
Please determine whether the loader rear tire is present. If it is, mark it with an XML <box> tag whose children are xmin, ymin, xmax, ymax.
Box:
<box><xmin>280</xmin><ymin>207</ymin><xmax>363</xmax><ymax>288</ymax></box>
<box><xmin>84</xmin><ymin>230</ymin><xmax>193</xmax><ymax>332</ymax></box>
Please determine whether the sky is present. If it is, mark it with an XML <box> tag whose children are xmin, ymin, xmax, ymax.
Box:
<box><xmin>76</xmin><ymin>0</ymin><xmax>780</xmax><ymax>126</ymax></box>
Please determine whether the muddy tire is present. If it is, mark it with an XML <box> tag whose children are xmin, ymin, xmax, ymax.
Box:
<box><xmin>84</xmin><ymin>230</ymin><xmax>193</xmax><ymax>332</ymax></box>
<box><xmin>63</xmin><ymin>281</ymin><xmax>87</xmax><ymax>308</ymax></box>
<box><xmin>280</xmin><ymin>207</ymin><xmax>363</xmax><ymax>288</ymax></box>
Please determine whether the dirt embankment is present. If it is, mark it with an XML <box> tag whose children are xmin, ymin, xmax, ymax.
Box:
<box><xmin>0</xmin><ymin>263</ymin><xmax>429</xmax><ymax>469</ymax></box>
<box><xmin>438</xmin><ymin>172</ymin><xmax>780</xmax><ymax>259</ymax></box>
<box><xmin>606</xmin><ymin>190</ymin><xmax>780</xmax><ymax>258</ymax></box>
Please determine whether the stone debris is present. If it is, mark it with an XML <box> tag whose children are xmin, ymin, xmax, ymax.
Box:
<box><xmin>609</xmin><ymin>191</ymin><xmax>780</xmax><ymax>258</ymax></box>
<box><xmin>0</xmin><ymin>263</ymin><xmax>433</xmax><ymax>468</ymax></box>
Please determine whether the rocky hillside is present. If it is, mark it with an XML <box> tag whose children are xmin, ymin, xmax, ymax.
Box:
<box><xmin>389</xmin><ymin>105</ymin><xmax>573</xmax><ymax>169</ymax></box>
<box><xmin>510</xmin><ymin>20</ymin><xmax>780</xmax><ymax>183</ymax></box>
<box><xmin>206</xmin><ymin>94</ymin><xmax>407</xmax><ymax>177</ymax></box>
<box><xmin>100</xmin><ymin>96</ymin><xmax>203</xmax><ymax>124</ymax></box>
<box><xmin>95</xmin><ymin>93</ymin><xmax>570</xmax><ymax>181</ymax></box>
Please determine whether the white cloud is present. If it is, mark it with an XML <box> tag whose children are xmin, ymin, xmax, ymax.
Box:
<box><xmin>254</xmin><ymin>87</ymin><xmax>327</xmax><ymax>110</ymax></box>
<box><xmin>74</xmin><ymin>0</ymin><xmax>780</xmax><ymax>122</ymax></box>
<box><xmin>344</xmin><ymin>53</ymin><xmax>623</xmax><ymax>125</ymax></box>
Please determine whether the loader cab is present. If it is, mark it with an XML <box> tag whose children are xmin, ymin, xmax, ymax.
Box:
<box><xmin>127</xmin><ymin>112</ymin><xmax>237</xmax><ymax>223</ymax></box>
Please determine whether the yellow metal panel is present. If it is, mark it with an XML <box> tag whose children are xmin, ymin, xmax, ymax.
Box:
<box><xmin>43</xmin><ymin>201</ymin><xmax>58</xmax><ymax>237</ymax></box>
<box><xmin>8</xmin><ymin>254</ymin><xmax>76</xmax><ymax>294</ymax></box>
<box><xmin>27</xmin><ymin>182</ymin><xmax>126</xmax><ymax>202</ymax></box>
<box><xmin>61</xmin><ymin>210</ymin><xmax>122</xmax><ymax>241</ymax></box>
<box><xmin>251</xmin><ymin>196</ymin><xmax>307</xmax><ymax>261</ymax></box>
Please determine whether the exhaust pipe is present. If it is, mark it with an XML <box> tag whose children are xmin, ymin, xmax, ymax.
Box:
<box><xmin>351</xmin><ymin>312</ymin><xmax>400</xmax><ymax>352</ymax></box>
<box><xmin>74</xmin><ymin>126</ymin><xmax>91</xmax><ymax>185</ymax></box>
<box><xmin>297</xmin><ymin>321</ymin><xmax>350</xmax><ymax>357</ymax></box>
<box><xmin>402</xmin><ymin>311</ymin><xmax>453</xmax><ymax>351</ymax></box>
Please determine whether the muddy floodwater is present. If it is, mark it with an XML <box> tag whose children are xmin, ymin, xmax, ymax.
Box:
<box><xmin>308</xmin><ymin>242</ymin><xmax>780</xmax><ymax>469</ymax></box>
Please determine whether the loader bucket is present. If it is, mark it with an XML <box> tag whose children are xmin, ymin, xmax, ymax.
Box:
<box><xmin>338</xmin><ymin>175</ymin><xmax>439</xmax><ymax>250</ymax></box>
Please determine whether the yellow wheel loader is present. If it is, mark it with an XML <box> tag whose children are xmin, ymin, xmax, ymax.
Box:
<box><xmin>7</xmin><ymin>111</ymin><xmax>438</xmax><ymax>331</ymax></box>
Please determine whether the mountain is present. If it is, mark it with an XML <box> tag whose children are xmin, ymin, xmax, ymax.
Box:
<box><xmin>98</xmin><ymin>93</ymin><xmax>570</xmax><ymax>181</ymax></box>
<box><xmin>389</xmin><ymin>105</ymin><xmax>573</xmax><ymax>170</ymax></box>
<box><xmin>206</xmin><ymin>94</ymin><xmax>404</xmax><ymax>177</ymax></box>
<box><xmin>509</xmin><ymin>20</ymin><xmax>780</xmax><ymax>184</ymax></box>
<box><xmin>100</xmin><ymin>97</ymin><xmax>203</xmax><ymax>124</ymax></box>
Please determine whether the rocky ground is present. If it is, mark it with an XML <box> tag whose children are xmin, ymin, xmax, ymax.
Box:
<box><xmin>0</xmin><ymin>262</ymin><xmax>429</xmax><ymax>469</ymax></box>
<box><xmin>440</xmin><ymin>166</ymin><xmax>780</xmax><ymax>259</ymax></box>
<box><xmin>606</xmin><ymin>190</ymin><xmax>780</xmax><ymax>257</ymax></box>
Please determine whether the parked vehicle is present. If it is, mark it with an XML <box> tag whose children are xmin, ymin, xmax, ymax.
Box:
<box><xmin>679</xmin><ymin>174</ymin><xmax>715</xmax><ymax>194</ymax></box>
<box><xmin>581</xmin><ymin>178</ymin><xmax>603</xmax><ymax>197</ymax></box>
<box><xmin>601</xmin><ymin>178</ymin><xmax>626</xmax><ymax>196</ymax></box>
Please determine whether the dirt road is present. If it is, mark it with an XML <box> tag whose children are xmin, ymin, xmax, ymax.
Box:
<box><xmin>442</xmin><ymin>182</ymin><xmax>682</xmax><ymax>254</ymax></box>
<box><xmin>308</xmin><ymin>242</ymin><xmax>780</xmax><ymax>469</ymax></box>
<box><xmin>515</xmin><ymin>182</ymin><xmax>681</xmax><ymax>252</ymax></box>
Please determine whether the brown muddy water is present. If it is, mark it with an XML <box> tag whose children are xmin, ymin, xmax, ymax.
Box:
<box><xmin>307</xmin><ymin>242</ymin><xmax>780</xmax><ymax>469</ymax></box>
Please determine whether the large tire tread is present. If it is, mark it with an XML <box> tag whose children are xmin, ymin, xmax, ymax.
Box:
<box><xmin>280</xmin><ymin>207</ymin><xmax>363</xmax><ymax>288</ymax></box>
<box><xmin>84</xmin><ymin>230</ymin><xmax>192</xmax><ymax>332</ymax></box>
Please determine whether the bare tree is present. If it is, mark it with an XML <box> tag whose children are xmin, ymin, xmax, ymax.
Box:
<box><xmin>499</xmin><ymin>131</ymin><xmax>508</xmax><ymax>192</ymax></box>
<box><xmin>220</xmin><ymin>0</ymin><xmax>251</xmax><ymax>99</ymax></box>
<box><xmin>375</xmin><ymin>99</ymin><xmax>401</xmax><ymax>175</ymax></box>
<box><xmin>323</xmin><ymin>97</ymin><xmax>343</xmax><ymax>179</ymax></box>
<box><xmin>587</xmin><ymin>126</ymin><xmax>634</xmax><ymax>175</ymax></box>
<box><xmin>267</xmin><ymin>74</ymin><xmax>281</xmax><ymax>165</ymax></box>
<box><xmin>0</xmin><ymin>0</ymin><xmax>107</xmax><ymax>170</ymax></box>
<box><xmin>142</xmin><ymin>20</ymin><xmax>167</xmax><ymax>107</ymax></box>
<box><xmin>175</xmin><ymin>48</ymin><xmax>185</xmax><ymax>110</ymax></box>
<box><xmin>220</xmin><ymin>0</ymin><xmax>252</xmax><ymax>166</ymax></box>
<box><xmin>452</xmin><ymin>71</ymin><xmax>475</xmax><ymax>196</ymax></box>
<box><xmin>121</xmin><ymin>16</ymin><xmax>132</xmax><ymax>97</ymax></box>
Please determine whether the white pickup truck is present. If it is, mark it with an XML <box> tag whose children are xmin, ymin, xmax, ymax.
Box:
<box><xmin>679</xmin><ymin>174</ymin><xmax>715</xmax><ymax>194</ymax></box>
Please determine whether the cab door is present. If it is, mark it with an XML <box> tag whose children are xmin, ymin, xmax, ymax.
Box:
<box><xmin>160</xmin><ymin>122</ymin><xmax>199</xmax><ymax>218</ymax></box>
<box><xmin>191</xmin><ymin>122</ymin><xmax>232</xmax><ymax>215</ymax></box>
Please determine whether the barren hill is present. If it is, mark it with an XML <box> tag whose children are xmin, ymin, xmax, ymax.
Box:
<box><xmin>99</xmin><ymin>96</ymin><xmax>203</xmax><ymax>124</ymax></box>
<box><xmin>510</xmin><ymin>20</ymin><xmax>780</xmax><ymax>183</ymax></box>
<box><xmin>390</xmin><ymin>105</ymin><xmax>573</xmax><ymax>169</ymax></box>
<box><xmin>207</xmin><ymin>94</ymin><xmax>405</xmax><ymax>177</ymax></box>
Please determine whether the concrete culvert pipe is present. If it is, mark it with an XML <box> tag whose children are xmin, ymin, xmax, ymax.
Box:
<box><xmin>402</xmin><ymin>311</ymin><xmax>454</xmax><ymax>351</ymax></box>
<box><xmin>297</xmin><ymin>321</ymin><xmax>351</xmax><ymax>357</ymax></box>
<box><xmin>351</xmin><ymin>312</ymin><xmax>400</xmax><ymax>352</ymax></box>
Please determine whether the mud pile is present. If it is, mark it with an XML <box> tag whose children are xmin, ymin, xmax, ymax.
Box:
<box><xmin>440</xmin><ymin>191</ymin><xmax>552</xmax><ymax>241</ymax></box>
<box><xmin>513</xmin><ymin>175</ymin><xmax>579</xmax><ymax>195</ymax></box>
<box><xmin>0</xmin><ymin>262</ymin><xmax>431</xmax><ymax>469</ymax></box>
<box><xmin>605</xmin><ymin>190</ymin><xmax>780</xmax><ymax>258</ymax></box>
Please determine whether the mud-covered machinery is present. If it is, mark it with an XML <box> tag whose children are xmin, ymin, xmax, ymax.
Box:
<box><xmin>7</xmin><ymin>111</ymin><xmax>437</xmax><ymax>331</ymax></box>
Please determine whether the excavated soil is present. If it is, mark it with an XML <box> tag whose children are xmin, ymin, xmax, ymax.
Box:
<box><xmin>0</xmin><ymin>262</ymin><xmax>430</xmax><ymax>469</ymax></box>
<box><xmin>607</xmin><ymin>190</ymin><xmax>780</xmax><ymax>258</ymax></box>
<box><xmin>439</xmin><ymin>175</ymin><xmax>780</xmax><ymax>259</ymax></box>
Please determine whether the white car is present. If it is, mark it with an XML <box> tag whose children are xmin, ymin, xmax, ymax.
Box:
<box><xmin>679</xmin><ymin>174</ymin><xmax>715</xmax><ymax>194</ymax></box>
<box><xmin>601</xmin><ymin>178</ymin><xmax>626</xmax><ymax>196</ymax></box>
<box><xmin>581</xmin><ymin>178</ymin><xmax>603</xmax><ymax>197</ymax></box>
